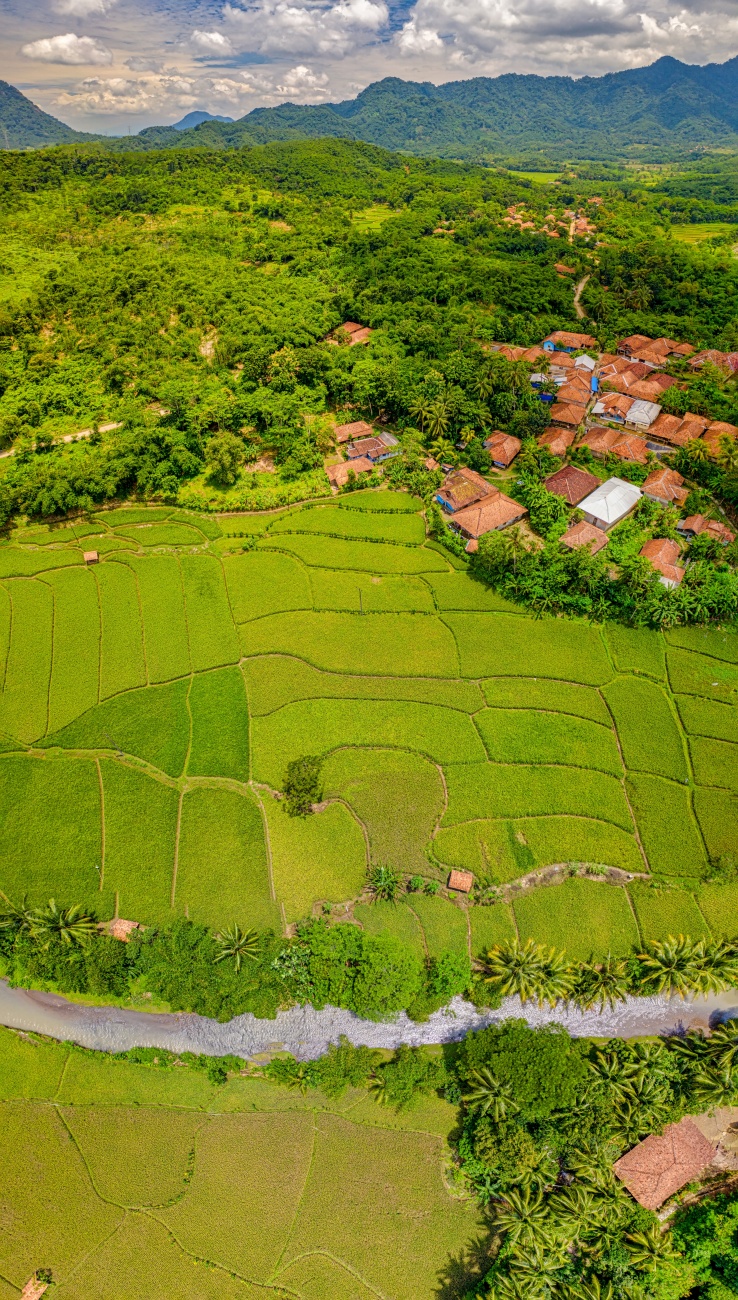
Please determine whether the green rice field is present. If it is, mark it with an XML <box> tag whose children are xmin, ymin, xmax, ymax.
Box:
<box><xmin>0</xmin><ymin>491</ymin><xmax>736</xmax><ymax>953</ymax></box>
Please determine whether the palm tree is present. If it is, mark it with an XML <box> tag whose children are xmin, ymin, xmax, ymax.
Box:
<box><xmin>0</xmin><ymin>892</ymin><xmax>38</xmax><ymax>938</ymax></box>
<box><xmin>367</xmin><ymin>865</ymin><xmax>402</xmax><ymax>903</ymax></box>
<box><xmin>457</xmin><ymin>425</ymin><xmax>477</xmax><ymax>448</ymax></box>
<box><xmin>430</xmin><ymin>436</ymin><xmax>456</xmax><ymax>465</ymax></box>
<box><xmin>214</xmin><ymin>923</ymin><xmax>260</xmax><ymax>972</ymax></box>
<box><xmin>685</xmin><ymin>436</ymin><xmax>709</xmax><ymax>465</ymax></box>
<box><xmin>483</xmin><ymin>938</ymin><xmax>547</xmax><ymax>1004</ymax></box>
<box><xmin>690</xmin><ymin>1065</ymin><xmax>736</xmax><ymax>1109</ymax></box>
<box><xmin>705</xmin><ymin>1018</ymin><xmax>738</xmax><ymax>1071</ymax></box>
<box><xmin>636</xmin><ymin>934</ymin><xmax>705</xmax><ymax>997</ymax></box>
<box><xmin>475</xmin><ymin>367</ymin><xmax>496</xmax><ymax>402</ymax></box>
<box><xmin>492</xmin><ymin>1186</ymin><xmax>550</xmax><ymax>1248</ymax></box>
<box><xmin>548</xmin><ymin>1185</ymin><xmax>601</xmax><ymax>1239</ymax></box>
<box><xmin>574</xmin><ymin>955</ymin><xmax>630</xmax><ymax>1011</ymax></box>
<box><xmin>625</xmin><ymin>1225</ymin><xmax>677</xmax><ymax>1269</ymax></box>
<box><xmin>408</xmin><ymin>395</ymin><xmax>433</xmax><ymax>433</ymax></box>
<box><xmin>31</xmin><ymin>900</ymin><xmax>97</xmax><ymax>948</ymax></box>
<box><xmin>426</xmin><ymin>397</ymin><xmax>451</xmax><ymax>441</ymax></box>
<box><xmin>537</xmin><ymin>946</ymin><xmax>575</xmax><ymax>1008</ymax></box>
<box><xmin>718</xmin><ymin>434</ymin><xmax>738</xmax><ymax>473</ymax></box>
<box><xmin>369</xmin><ymin>1071</ymin><xmax>390</xmax><ymax>1105</ymax></box>
<box><xmin>463</xmin><ymin>1068</ymin><xmax>520</xmax><ymax>1121</ymax></box>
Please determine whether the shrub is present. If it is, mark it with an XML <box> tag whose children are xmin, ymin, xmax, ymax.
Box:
<box><xmin>283</xmin><ymin>754</ymin><xmax>323</xmax><ymax>816</ymax></box>
<box><xmin>373</xmin><ymin>1044</ymin><xmax>445</xmax><ymax>1109</ymax></box>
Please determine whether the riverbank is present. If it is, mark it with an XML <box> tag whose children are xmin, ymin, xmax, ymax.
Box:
<box><xmin>2</xmin><ymin>980</ymin><xmax>737</xmax><ymax>1060</ymax></box>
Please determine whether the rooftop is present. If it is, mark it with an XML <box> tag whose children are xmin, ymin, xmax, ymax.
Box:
<box><xmin>640</xmin><ymin>537</ymin><xmax>686</xmax><ymax>587</ymax></box>
<box><xmin>334</xmin><ymin>419</ymin><xmax>374</xmax><ymax>444</ymax></box>
<box><xmin>613</xmin><ymin>1117</ymin><xmax>715</xmax><ymax>1210</ymax></box>
<box><xmin>560</xmin><ymin>520</ymin><xmax>608</xmax><ymax>554</ymax></box>
<box><xmin>484</xmin><ymin>431</ymin><xmax>522</xmax><ymax>466</ymax></box>
<box><xmin>438</xmin><ymin>466</ymin><xmax>494</xmax><ymax>511</ymax></box>
<box><xmin>453</xmin><ymin>490</ymin><xmax>528</xmax><ymax>538</ymax></box>
<box><xmin>544</xmin><ymin>464</ymin><xmax>601</xmax><ymax>506</ymax></box>
<box><xmin>578</xmin><ymin>476</ymin><xmax>642</xmax><ymax>526</ymax></box>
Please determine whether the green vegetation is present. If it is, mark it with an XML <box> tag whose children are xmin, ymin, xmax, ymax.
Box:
<box><xmin>602</xmin><ymin>677</ymin><xmax>688</xmax><ymax>781</ymax></box>
<box><xmin>512</xmin><ymin>879</ymin><xmax>639</xmax><ymax>959</ymax></box>
<box><xmin>262</xmin><ymin>796</ymin><xmax>366</xmax><ymax>921</ymax></box>
<box><xmin>324</xmin><ymin>748</ymin><xmax>444</xmax><ymax>872</ymax></box>
<box><xmin>628</xmin><ymin>882</ymin><xmax>710</xmax><ymax>941</ymax></box>
<box><xmin>187</xmin><ymin>666</ymin><xmax>249</xmax><ymax>781</ymax></box>
<box><xmin>43</xmin><ymin>678</ymin><xmax>190</xmax><ymax>777</ymax></box>
<box><xmin>476</xmin><ymin>706</ymin><xmax>622</xmax><ymax>775</ymax></box>
<box><xmin>626</xmin><ymin>773</ymin><xmax>708</xmax><ymax>878</ymax></box>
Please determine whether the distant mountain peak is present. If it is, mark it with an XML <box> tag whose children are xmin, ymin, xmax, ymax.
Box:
<box><xmin>171</xmin><ymin>110</ymin><xmax>234</xmax><ymax>131</ymax></box>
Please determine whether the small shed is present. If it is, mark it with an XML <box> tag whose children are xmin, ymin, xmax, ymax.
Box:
<box><xmin>83</xmin><ymin>550</ymin><xmax>99</xmax><ymax>565</ymax></box>
<box><xmin>448</xmin><ymin>870</ymin><xmax>474</xmax><ymax>893</ymax></box>
<box><xmin>578</xmin><ymin>477</ymin><xmax>642</xmax><ymax>531</ymax></box>
<box><xmin>613</xmin><ymin>1117</ymin><xmax>715</xmax><ymax>1210</ymax></box>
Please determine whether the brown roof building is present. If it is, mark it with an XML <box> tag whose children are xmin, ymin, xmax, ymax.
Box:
<box><xmin>326</xmin><ymin>456</ymin><xmax>374</xmax><ymax>488</ymax></box>
<box><xmin>334</xmin><ymin>419</ymin><xmax>374</xmax><ymax>444</ymax></box>
<box><xmin>592</xmin><ymin>392</ymin><xmax>634</xmax><ymax>423</ymax></box>
<box><xmin>689</xmin><ymin>349</ymin><xmax>738</xmax><ymax>375</ymax></box>
<box><xmin>337</xmin><ymin>321</ymin><xmax>372</xmax><ymax>345</ymax></box>
<box><xmin>642</xmin><ymin>467</ymin><xmax>688</xmax><ymax>507</ymax></box>
<box><xmin>437</xmin><ymin>466</ymin><xmax>493</xmax><ymax>513</ymax></box>
<box><xmin>648</xmin><ymin>413</ymin><xmax>691</xmax><ymax>448</ymax></box>
<box><xmin>560</xmin><ymin>520</ymin><xmax>608</xmax><ymax>554</ymax></box>
<box><xmin>448</xmin><ymin>869</ymin><xmax>474</xmax><ymax>893</ymax></box>
<box><xmin>537</xmin><ymin>426</ymin><xmax>575</xmax><ymax>457</ymax></box>
<box><xmin>549</xmin><ymin>401</ymin><xmax>588</xmax><ymax>428</ymax></box>
<box><xmin>640</xmin><ymin>538</ymin><xmax>686</xmax><ymax>589</ymax></box>
<box><xmin>556</xmin><ymin>378</ymin><xmax>593</xmax><ymax>405</ymax></box>
<box><xmin>452</xmin><ymin>489</ymin><xmax>528</xmax><ymax>540</ymax></box>
<box><xmin>544</xmin><ymin>464</ymin><xmax>601</xmax><ymax>506</ymax></box>
<box><xmin>581</xmin><ymin>426</ymin><xmax>649</xmax><ymax>465</ymax></box>
<box><xmin>703</xmin><ymin>421</ymin><xmax>738</xmax><ymax>457</ymax></box>
<box><xmin>544</xmin><ymin>330</ymin><xmax>598</xmax><ymax>350</ymax></box>
<box><xmin>484</xmin><ymin>431</ymin><xmax>521</xmax><ymax>467</ymax></box>
<box><xmin>677</xmin><ymin>515</ymin><xmax>735</xmax><ymax>545</ymax></box>
<box><xmin>347</xmin><ymin>436</ymin><xmax>386</xmax><ymax>460</ymax></box>
<box><xmin>613</xmin><ymin>1117</ymin><xmax>715</xmax><ymax>1210</ymax></box>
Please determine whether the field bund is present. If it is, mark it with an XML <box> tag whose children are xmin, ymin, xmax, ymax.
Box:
<box><xmin>2</xmin><ymin>980</ymin><xmax>737</xmax><ymax>1058</ymax></box>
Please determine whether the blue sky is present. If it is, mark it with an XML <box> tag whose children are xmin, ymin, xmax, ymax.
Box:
<box><xmin>2</xmin><ymin>0</ymin><xmax>737</xmax><ymax>133</ymax></box>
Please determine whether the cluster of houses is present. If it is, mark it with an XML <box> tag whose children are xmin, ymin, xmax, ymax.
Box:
<box><xmin>502</xmin><ymin>205</ymin><xmax>598</xmax><ymax>240</ymax></box>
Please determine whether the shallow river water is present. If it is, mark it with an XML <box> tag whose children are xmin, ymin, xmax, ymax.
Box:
<box><xmin>2</xmin><ymin>980</ymin><xmax>737</xmax><ymax>1060</ymax></box>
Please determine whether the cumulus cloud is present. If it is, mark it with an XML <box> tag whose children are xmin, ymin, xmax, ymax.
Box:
<box><xmin>21</xmin><ymin>32</ymin><xmax>113</xmax><ymax>65</ymax></box>
<box><xmin>275</xmin><ymin>63</ymin><xmax>331</xmax><ymax>94</ymax></box>
<box><xmin>223</xmin><ymin>0</ymin><xmax>389</xmax><ymax>58</ymax></box>
<box><xmin>52</xmin><ymin>0</ymin><xmax>115</xmax><ymax>15</ymax></box>
<box><xmin>190</xmin><ymin>29</ymin><xmax>235</xmax><ymax>56</ymax></box>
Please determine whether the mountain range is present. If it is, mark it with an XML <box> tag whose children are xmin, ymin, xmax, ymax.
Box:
<box><xmin>4</xmin><ymin>56</ymin><xmax>738</xmax><ymax>159</ymax></box>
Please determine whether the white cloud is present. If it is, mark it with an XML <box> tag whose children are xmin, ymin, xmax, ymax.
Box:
<box><xmin>190</xmin><ymin>30</ymin><xmax>235</xmax><ymax>56</ymax></box>
<box><xmin>223</xmin><ymin>0</ymin><xmax>389</xmax><ymax>58</ymax></box>
<box><xmin>21</xmin><ymin>33</ymin><xmax>113</xmax><ymax>65</ymax></box>
<box><xmin>52</xmin><ymin>0</ymin><xmax>115</xmax><ymax>16</ymax></box>
<box><xmin>276</xmin><ymin>63</ymin><xmax>331</xmax><ymax>95</ymax></box>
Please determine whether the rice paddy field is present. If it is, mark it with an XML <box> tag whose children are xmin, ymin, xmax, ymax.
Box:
<box><xmin>0</xmin><ymin>1026</ymin><xmax>482</xmax><ymax>1300</ymax></box>
<box><xmin>0</xmin><ymin>488</ymin><xmax>736</xmax><ymax>961</ymax></box>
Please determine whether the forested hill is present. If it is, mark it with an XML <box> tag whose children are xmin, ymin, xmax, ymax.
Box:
<box><xmin>126</xmin><ymin>55</ymin><xmax>738</xmax><ymax>160</ymax></box>
<box><xmin>0</xmin><ymin>81</ymin><xmax>98</xmax><ymax>150</ymax></box>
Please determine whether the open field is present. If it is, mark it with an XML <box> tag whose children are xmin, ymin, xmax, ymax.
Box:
<box><xmin>0</xmin><ymin>498</ymin><xmax>735</xmax><ymax>954</ymax></box>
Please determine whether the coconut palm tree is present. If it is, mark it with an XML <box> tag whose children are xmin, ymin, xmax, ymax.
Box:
<box><xmin>574</xmin><ymin>955</ymin><xmax>631</xmax><ymax>1011</ymax></box>
<box><xmin>483</xmin><ymin>938</ymin><xmax>547</xmax><ymax>1004</ymax></box>
<box><xmin>548</xmin><ymin>1185</ymin><xmax>602</xmax><ymax>1239</ymax></box>
<box><xmin>705</xmin><ymin>1018</ymin><xmax>738</xmax><ymax>1071</ymax></box>
<box><xmin>463</xmin><ymin>1069</ymin><xmax>520</xmax><ymax>1122</ymax></box>
<box><xmin>537</xmin><ymin>946</ymin><xmax>575</xmax><ymax>1008</ymax></box>
<box><xmin>685</xmin><ymin>437</ymin><xmax>709</xmax><ymax>465</ymax></box>
<box><xmin>636</xmin><ymin>934</ymin><xmax>705</xmax><ymax>997</ymax></box>
<box><xmin>625</xmin><ymin>1225</ymin><xmax>677</xmax><ymax>1269</ymax></box>
<box><xmin>475</xmin><ymin>367</ymin><xmax>496</xmax><ymax>402</ymax></box>
<box><xmin>430</xmin><ymin>436</ymin><xmax>457</xmax><ymax>465</ymax></box>
<box><xmin>368</xmin><ymin>1071</ymin><xmax>390</xmax><ymax>1105</ymax></box>
<box><xmin>31</xmin><ymin>900</ymin><xmax>97</xmax><ymax>948</ymax></box>
<box><xmin>409</xmin><ymin>395</ymin><xmax>433</xmax><ymax>433</ymax></box>
<box><xmin>0</xmin><ymin>892</ymin><xmax>38</xmax><ymax>938</ymax></box>
<box><xmin>214</xmin><ymin>923</ymin><xmax>260</xmax><ymax>972</ymax></box>
<box><xmin>690</xmin><ymin>1065</ymin><xmax>736</xmax><ymax>1109</ymax></box>
<box><xmin>426</xmin><ymin>397</ymin><xmax>451</xmax><ymax>441</ymax></box>
<box><xmin>367</xmin><ymin>865</ymin><xmax>402</xmax><ymax>903</ymax></box>
<box><xmin>718</xmin><ymin>435</ymin><xmax>738</xmax><ymax>473</ymax></box>
<box><xmin>700</xmin><ymin>941</ymin><xmax>738</xmax><ymax>994</ymax></box>
<box><xmin>492</xmin><ymin>1186</ymin><xmax>550</xmax><ymax>1248</ymax></box>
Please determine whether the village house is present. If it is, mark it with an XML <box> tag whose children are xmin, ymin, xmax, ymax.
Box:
<box><xmin>702</xmin><ymin>420</ymin><xmax>738</xmax><ymax>457</ymax></box>
<box><xmin>578</xmin><ymin>477</ymin><xmax>642</xmax><ymax>531</ymax></box>
<box><xmin>560</xmin><ymin>519</ymin><xmax>608</xmax><ymax>554</ymax></box>
<box><xmin>436</xmin><ymin>466</ymin><xmax>493</xmax><ymax>513</ymax></box>
<box><xmin>543</xmin><ymin>330</ymin><xmax>598</xmax><ymax>352</ymax></box>
<box><xmin>625</xmin><ymin>398</ymin><xmax>662</xmax><ymax>432</ymax></box>
<box><xmin>642</xmin><ymin>467</ymin><xmax>689</xmax><ymax>507</ymax></box>
<box><xmin>451</xmin><ymin>488</ymin><xmax>528</xmax><ymax>549</ymax></box>
<box><xmin>549</xmin><ymin>401</ymin><xmax>588</xmax><ymax>429</ymax></box>
<box><xmin>647</xmin><ymin>413</ymin><xmax>693</xmax><ymax>449</ymax></box>
<box><xmin>483</xmin><ymin>431</ymin><xmax>521</xmax><ymax>468</ymax></box>
<box><xmin>613</xmin><ymin>1117</ymin><xmax>715</xmax><ymax>1210</ymax></box>
<box><xmin>640</xmin><ymin>538</ymin><xmax>685</xmax><ymax>588</ymax></box>
<box><xmin>334</xmin><ymin>419</ymin><xmax>375</xmax><ymax>444</ymax></box>
<box><xmin>336</xmin><ymin>321</ymin><xmax>372</xmax><ymax>345</ymax></box>
<box><xmin>689</xmin><ymin>348</ymin><xmax>738</xmax><ymax>375</ymax></box>
<box><xmin>677</xmin><ymin>515</ymin><xmax>735</xmax><ymax>545</ymax></box>
<box><xmin>555</xmin><ymin>377</ymin><xmax>593</xmax><ymax>406</ymax></box>
<box><xmin>327</xmin><ymin>457</ymin><xmax>374</xmax><ymax>488</ymax></box>
<box><xmin>580</xmin><ymin>426</ymin><xmax>649</xmax><ymax>465</ymax></box>
<box><xmin>346</xmin><ymin>432</ymin><xmax>399</xmax><ymax>462</ymax></box>
<box><xmin>591</xmin><ymin>392</ymin><xmax>634</xmax><ymax>424</ymax></box>
<box><xmin>544</xmin><ymin>464</ymin><xmax>601</xmax><ymax>506</ymax></box>
<box><xmin>616</xmin><ymin>335</ymin><xmax>694</xmax><ymax>365</ymax></box>
<box><xmin>537</xmin><ymin>426</ymin><xmax>575</xmax><ymax>457</ymax></box>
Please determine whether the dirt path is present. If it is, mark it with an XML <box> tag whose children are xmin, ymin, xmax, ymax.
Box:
<box><xmin>0</xmin><ymin>421</ymin><xmax>122</xmax><ymax>461</ymax></box>
<box><xmin>573</xmin><ymin>274</ymin><xmax>590</xmax><ymax>319</ymax></box>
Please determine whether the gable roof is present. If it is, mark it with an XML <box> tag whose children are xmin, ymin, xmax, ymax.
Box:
<box><xmin>678</xmin><ymin>515</ymin><xmax>735</xmax><ymax>544</ymax></box>
<box><xmin>579</xmin><ymin>476</ymin><xmax>642</xmax><ymax>525</ymax></box>
<box><xmin>613</xmin><ymin>1117</ymin><xmax>715</xmax><ymax>1210</ymax></box>
<box><xmin>560</xmin><ymin>520</ymin><xmax>608</xmax><ymax>554</ymax></box>
<box><xmin>642</xmin><ymin>467</ymin><xmax>688</xmax><ymax>505</ymax></box>
<box><xmin>593</xmin><ymin>392</ymin><xmax>634</xmax><ymax>418</ymax></box>
<box><xmin>544</xmin><ymin>330</ymin><xmax>598</xmax><ymax>349</ymax></box>
<box><xmin>544</xmin><ymin>464</ymin><xmax>601</xmax><ymax>506</ymax></box>
<box><xmin>640</xmin><ymin>537</ymin><xmax>685</xmax><ymax>586</ymax></box>
<box><xmin>453</xmin><ymin>491</ymin><xmax>527</xmax><ymax>538</ymax></box>
<box><xmin>438</xmin><ymin>466</ymin><xmax>493</xmax><ymax>511</ymax></box>
<box><xmin>334</xmin><ymin>419</ymin><xmax>374</xmax><ymax>444</ymax></box>
<box><xmin>556</xmin><ymin>378</ymin><xmax>592</xmax><ymax>404</ymax></box>
<box><xmin>537</xmin><ymin>425</ymin><xmax>575</xmax><ymax>457</ymax></box>
<box><xmin>484</xmin><ymin>431</ymin><xmax>522</xmax><ymax>465</ymax></box>
<box><xmin>549</xmin><ymin>401</ymin><xmax>588</xmax><ymax>427</ymax></box>
<box><xmin>327</xmin><ymin>456</ymin><xmax>374</xmax><ymax>486</ymax></box>
<box><xmin>581</xmin><ymin>426</ymin><xmax>649</xmax><ymax>465</ymax></box>
<box><xmin>648</xmin><ymin>413</ymin><xmax>689</xmax><ymax>447</ymax></box>
<box><xmin>627</xmin><ymin>398</ymin><xmax>662</xmax><ymax>428</ymax></box>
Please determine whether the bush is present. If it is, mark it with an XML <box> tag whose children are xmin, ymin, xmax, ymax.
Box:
<box><xmin>283</xmin><ymin>754</ymin><xmax>323</xmax><ymax>816</ymax></box>
<box><xmin>374</xmin><ymin>1044</ymin><xmax>445</xmax><ymax>1109</ymax></box>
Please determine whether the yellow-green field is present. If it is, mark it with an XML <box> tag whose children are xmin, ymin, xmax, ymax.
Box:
<box><xmin>670</xmin><ymin>222</ymin><xmax>738</xmax><ymax>246</ymax></box>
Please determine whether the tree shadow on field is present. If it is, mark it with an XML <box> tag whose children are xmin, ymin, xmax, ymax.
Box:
<box><xmin>435</xmin><ymin>1231</ymin><xmax>494</xmax><ymax>1300</ymax></box>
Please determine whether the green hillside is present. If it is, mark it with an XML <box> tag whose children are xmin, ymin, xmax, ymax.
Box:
<box><xmin>0</xmin><ymin>80</ymin><xmax>97</xmax><ymax>150</ymax></box>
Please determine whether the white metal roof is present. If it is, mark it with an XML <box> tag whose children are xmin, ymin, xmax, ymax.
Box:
<box><xmin>627</xmin><ymin>399</ymin><xmax>662</xmax><ymax>427</ymax></box>
<box><xmin>574</xmin><ymin>354</ymin><xmax>596</xmax><ymax>371</ymax></box>
<box><xmin>578</xmin><ymin>476</ymin><xmax>642</xmax><ymax>525</ymax></box>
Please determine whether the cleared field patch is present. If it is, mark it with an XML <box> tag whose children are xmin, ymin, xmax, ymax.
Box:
<box><xmin>0</xmin><ymin>584</ymin><xmax>9</xmax><ymax>690</ymax></box>
<box><xmin>0</xmin><ymin>1103</ymin><xmax>123</xmax><ymax>1289</ymax></box>
<box><xmin>667</xmin><ymin>648</ymin><xmax>738</xmax><ymax>703</ymax></box>
<box><xmin>188</xmin><ymin>667</ymin><xmax>249</xmax><ymax>781</ymax></box>
<box><xmin>114</xmin><ymin>522</ymin><xmax>206</xmax><ymax>547</ymax></box>
<box><xmin>270</xmin><ymin>503</ymin><xmax>425</xmax><ymax>544</ymax></box>
<box><xmin>44</xmin><ymin>679</ymin><xmax>190</xmax><ymax>777</ymax></box>
<box><xmin>693</xmin><ymin>786</ymin><xmax>738</xmax><ymax>863</ymax></box>
<box><xmin>628</xmin><ymin>882</ymin><xmax>710</xmax><ymax>942</ymax></box>
<box><xmin>240</xmin><ymin>611</ymin><xmax>459</xmax><ymax>677</ymax></box>
<box><xmin>223</xmin><ymin>550</ymin><xmax>311</xmax><ymax>622</ymax></box>
<box><xmin>602</xmin><ymin>677</ymin><xmax>687</xmax><ymax>781</ymax></box>
<box><xmin>482</xmin><ymin>677</ymin><xmax>610</xmax><ymax>725</ymax></box>
<box><xmin>123</xmin><ymin>554</ymin><xmax>190</xmax><ymax>682</ymax></box>
<box><xmin>354</xmin><ymin>900</ymin><xmax>426</xmax><ymax>960</ymax></box>
<box><xmin>424</xmin><ymin>571</ymin><xmax>520</xmax><ymax>611</ymax></box>
<box><xmin>0</xmin><ymin>756</ymin><xmax>102</xmax><ymax>907</ymax></box>
<box><xmin>434</xmin><ymin>820</ymin><xmax>521</xmax><ymax>881</ymax></box>
<box><xmin>513</xmin><ymin>879</ymin><xmax>639</xmax><ymax>960</ymax></box>
<box><xmin>699</xmin><ymin>882</ymin><xmax>738</xmax><ymax>937</ymax></box>
<box><xmin>252</xmin><ymin>699</ymin><xmax>485</xmax><ymax>787</ymax></box>
<box><xmin>177</xmin><ymin>787</ymin><xmax>278</xmax><ymax>931</ymax></box>
<box><xmin>0</xmin><ymin>578</ymin><xmax>53</xmax><ymax>742</ymax></box>
<box><xmin>311</xmin><ymin>568</ymin><xmax>435</xmax><ymax>612</ymax></box>
<box><xmin>180</xmin><ymin>554</ymin><xmax>239</xmax><ymax>670</ymax></box>
<box><xmin>443</xmin><ymin>762</ymin><xmax>633</xmax><ymax>829</ymax></box>
<box><xmin>44</xmin><ymin>567</ymin><xmax>100</xmax><ymax>733</ymax></box>
<box><xmin>262</xmin><ymin>794</ymin><xmax>366</xmax><ymax>922</ymax></box>
<box><xmin>475</xmin><ymin>707</ymin><xmax>622</xmax><ymax>776</ymax></box>
<box><xmin>675</xmin><ymin>694</ymin><xmax>738</xmax><ymax>745</ymax></box>
<box><xmin>665</xmin><ymin>625</ymin><xmax>738</xmax><ymax>663</ymax></box>
<box><xmin>690</xmin><ymin>736</ymin><xmax>738</xmax><ymax>793</ymax></box>
<box><xmin>469</xmin><ymin>902</ymin><xmax>518</xmax><ymax>955</ymax></box>
<box><xmin>604</xmin><ymin>623</ymin><xmax>665</xmax><ymax>678</ymax></box>
<box><xmin>338</xmin><ymin>490</ymin><xmax>422</xmax><ymax>512</ymax></box>
<box><xmin>101</xmin><ymin>761</ymin><xmax>179</xmax><ymax>924</ymax></box>
<box><xmin>57</xmin><ymin>1051</ymin><xmax>219</xmax><ymax>1109</ymax></box>
<box><xmin>280</xmin><ymin>1112</ymin><xmax>484</xmax><ymax>1300</ymax></box>
<box><xmin>263</xmin><ymin>534</ymin><xmax>447</xmax><ymax>573</ymax></box>
<box><xmin>0</xmin><ymin>1027</ymin><xmax>69</xmax><ymax>1101</ymax></box>
<box><xmin>409</xmin><ymin>893</ymin><xmax>468</xmax><ymax>957</ymax></box>
<box><xmin>444</xmin><ymin>613</ymin><xmax>612</xmax><ymax>684</ymax></box>
<box><xmin>160</xmin><ymin>1111</ymin><xmax>314</xmax><ymax>1281</ymax></box>
<box><xmin>62</xmin><ymin>1106</ymin><xmax>204</xmax><ymax>1206</ymax></box>
<box><xmin>96</xmin><ymin>561</ymin><xmax>147</xmax><ymax>698</ymax></box>
<box><xmin>626</xmin><ymin>773</ymin><xmax>707</xmax><ymax>878</ymax></box>
<box><xmin>323</xmin><ymin>748</ymin><xmax>444</xmax><ymax>872</ymax></box>
<box><xmin>243</xmin><ymin>654</ymin><xmax>482</xmax><ymax>716</ymax></box>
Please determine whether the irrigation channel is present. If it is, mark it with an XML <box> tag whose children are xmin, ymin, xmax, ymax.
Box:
<box><xmin>2</xmin><ymin>981</ymin><xmax>738</xmax><ymax>1059</ymax></box>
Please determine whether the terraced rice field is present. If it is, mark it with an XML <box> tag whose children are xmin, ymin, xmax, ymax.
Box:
<box><xmin>0</xmin><ymin>490</ymin><xmax>736</xmax><ymax>954</ymax></box>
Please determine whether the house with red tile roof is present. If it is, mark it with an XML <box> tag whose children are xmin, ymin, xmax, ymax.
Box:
<box><xmin>640</xmin><ymin>538</ymin><xmax>685</xmax><ymax>588</ymax></box>
<box><xmin>702</xmin><ymin>420</ymin><xmax>738</xmax><ymax>457</ymax></box>
<box><xmin>560</xmin><ymin>520</ymin><xmax>608</xmax><ymax>554</ymax></box>
<box><xmin>452</xmin><ymin>489</ymin><xmax>528</xmax><ymax>543</ymax></box>
<box><xmin>677</xmin><ymin>515</ymin><xmax>735</xmax><ymax>545</ymax></box>
<box><xmin>326</xmin><ymin>456</ymin><xmax>374</xmax><ymax>488</ymax></box>
<box><xmin>484</xmin><ymin>432</ymin><xmax>521</xmax><ymax>468</ymax></box>
<box><xmin>549</xmin><ymin>401</ymin><xmax>588</xmax><ymax>428</ymax></box>
<box><xmin>334</xmin><ymin>419</ymin><xmax>375</xmax><ymax>444</ymax></box>
<box><xmin>556</xmin><ymin>378</ymin><xmax>593</xmax><ymax>406</ymax></box>
<box><xmin>543</xmin><ymin>330</ymin><xmax>598</xmax><ymax>351</ymax></box>
<box><xmin>591</xmin><ymin>392</ymin><xmax>634</xmax><ymax>424</ymax></box>
<box><xmin>613</xmin><ymin>1117</ymin><xmax>715</xmax><ymax>1210</ymax></box>
<box><xmin>689</xmin><ymin>349</ymin><xmax>738</xmax><ymax>375</ymax></box>
<box><xmin>436</xmin><ymin>466</ymin><xmax>493</xmax><ymax>513</ymax></box>
<box><xmin>642</xmin><ymin>467</ymin><xmax>688</xmax><ymax>507</ymax></box>
<box><xmin>544</xmin><ymin>464</ymin><xmax>601</xmax><ymax>506</ymax></box>
<box><xmin>537</xmin><ymin>426</ymin><xmax>575</xmax><ymax>457</ymax></box>
<box><xmin>581</xmin><ymin>426</ymin><xmax>649</xmax><ymax>465</ymax></box>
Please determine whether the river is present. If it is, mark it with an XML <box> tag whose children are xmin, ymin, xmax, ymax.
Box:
<box><xmin>1</xmin><ymin>980</ymin><xmax>737</xmax><ymax>1059</ymax></box>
